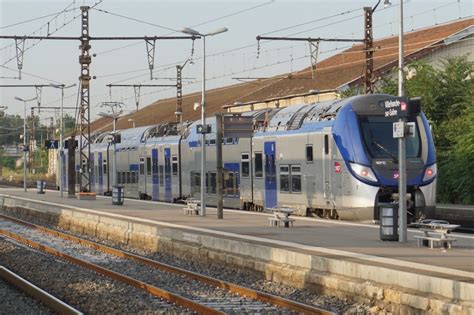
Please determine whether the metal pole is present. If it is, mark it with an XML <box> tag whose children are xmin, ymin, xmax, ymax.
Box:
<box><xmin>398</xmin><ymin>0</ymin><xmax>407</xmax><ymax>243</ymax></box>
<box><xmin>113</xmin><ymin>118</ymin><xmax>117</xmax><ymax>187</ymax></box>
<box><xmin>59</xmin><ymin>87</ymin><xmax>64</xmax><ymax>197</ymax></box>
<box><xmin>200</xmin><ymin>35</ymin><xmax>207</xmax><ymax>216</ymax></box>
<box><xmin>23</xmin><ymin>100</ymin><xmax>27</xmax><ymax>192</ymax></box>
<box><xmin>216</xmin><ymin>114</ymin><xmax>223</xmax><ymax>219</ymax></box>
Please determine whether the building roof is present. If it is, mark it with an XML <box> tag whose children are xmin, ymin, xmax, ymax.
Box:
<box><xmin>89</xmin><ymin>17</ymin><xmax>473</xmax><ymax>133</ymax></box>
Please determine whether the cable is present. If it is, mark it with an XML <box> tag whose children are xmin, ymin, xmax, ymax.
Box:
<box><xmin>0</xmin><ymin>8</ymin><xmax>77</xmax><ymax>30</ymax></box>
<box><xmin>0</xmin><ymin>64</ymin><xmax>62</xmax><ymax>83</ymax></box>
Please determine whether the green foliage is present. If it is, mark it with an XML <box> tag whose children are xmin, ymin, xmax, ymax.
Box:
<box><xmin>378</xmin><ymin>56</ymin><xmax>474</xmax><ymax>204</ymax></box>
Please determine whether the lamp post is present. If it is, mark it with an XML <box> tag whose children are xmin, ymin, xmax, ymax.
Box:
<box><xmin>14</xmin><ymin>96</ymin><xmax>37</xmax><ymax>192</ymax></box>
<box><xmin>181</xmin><ymin>26</ymin><xmax>228</xmax><ymax>217</ymax></box>
<box><xmin>50</xmin><ymin>83</ymin><xmax>76</xmax><ymax>198</ymax></box>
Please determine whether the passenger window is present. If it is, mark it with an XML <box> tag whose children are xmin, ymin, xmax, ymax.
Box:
<box><xmin>159</xmin><ymin>165</ymin><xmax>164</xmax><ymax>186</ymax></box>
<box><xmin>139</xmin><ymin>157</ymin><xmax>145</xmax><ymax>175</ymax></box>
<box><xmin>146</xmin><ymin>157</ymin><xmax>151</xmax><ymax>175</ymax></box>
<box><xmin>291</xmin><ymin>165</ymin><xmax>301</xmax><ymax>193</ymax></box>
<box><xmin>210</xmin><ymin>172</ymin><xmax>216</xmax><ymax>194</ymax></box>
<box><xmin>241</xmin><ymin>153</ymin><xmax>249</xmax><ymax>178</ymax></box>
<box><xmin>127</xmin><ymin>172</ymin><xmax>131</xmax><ymax>184</ymax></box>
<box><xmin>103</xmin><ymin>159</ymin><xmax>107</xmax><ymax>175</ymax></box>
<box><xmin>172</xmin><ymin>156</ymin><xmax>178</xmax><ymax>175</ymax></box>
<box><xmin>324</xmin><ymin>135</ymin><xmax>329</xmax><ymax>155</ymax></box>
<box><xmin>131</xmin><ymin>172</ymin><xmax>136</xmax><ymax>184</ymax></box>
<box><xmin>254</xmin><ymin>152</ymin><xmax>263</xmax><ymax>178</ymax></box>
<box><xmin>279</xmin><ymin>165</ymin><xmax>290</xmax><ymax>192</ymax></box>
<box><xmin>306</xmin><ymin>145</ymin><xmax>313</xmax><ymax>162</ymax></box>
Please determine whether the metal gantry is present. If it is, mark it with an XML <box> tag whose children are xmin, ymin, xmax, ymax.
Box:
<box><xmin>0</xmin><ymin>6</ymin><xmax>199</xmax><ymax>192</ymax></box>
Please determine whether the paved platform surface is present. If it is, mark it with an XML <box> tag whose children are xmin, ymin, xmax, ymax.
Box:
<box><xmin>1</xmin><ymin>188</ymin><xmax>473</xmax><ymax>276</ymax></box>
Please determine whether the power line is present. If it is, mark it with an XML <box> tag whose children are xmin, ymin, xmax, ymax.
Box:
<box><xmin>0</xmin><ymin>8</ymin><xmax>77</xmax><ymax>30</ymax></box>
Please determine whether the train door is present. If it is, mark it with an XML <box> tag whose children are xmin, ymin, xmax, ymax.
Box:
<box><xmin>164</xmin><ymin>148</ymin><xmax>172</xmax><ymax>202</ymax></box>
<box><xmin>322</xmin><ymin>128</ymin><xmax>335</xmax><ymax>208</ymax></box>
<box><xmin>152</xmin><ymin>148</ymin><xmax>159</xmax><ymax>200</ymax></box>
<box><xmin>264</xmin><ymin>141</ymin><xmax>277</xmax><ymax>209</ymax></box>
<box><xmin>98</xmin><ymin>152</ymin><xmax>103</xmax><ymax>195</ymax></box>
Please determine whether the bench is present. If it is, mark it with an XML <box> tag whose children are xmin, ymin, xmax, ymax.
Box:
<box><xmin>414</xmin><ymin>235</ymin><xmax>457</xmax><ymax>249</ymax></box>
<box><xmin>268</xmin><ymin>216</ymin><xmax>295</xmax><ymax>228</ymax></box>
<box><xmin>183</xmin><ymin>200</ymin><xmax>200</xmax><ymax>215</ymax></box>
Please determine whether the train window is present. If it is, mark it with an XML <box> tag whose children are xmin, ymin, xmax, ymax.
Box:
<box><xmin>131</xmin><ymin>172</ymin><xmax>136</xmax><ymax>184</ymax></box>
<box><xmin>306</xmin><ymin>145</ymin><xmax>313</xmax><ymax>162</ymax></box>
<box><xmin>146</xmin><ymin>157</ymin><xmax>151</xmax><ymax>175</ymax></box>
<box><xmin>127</xmin><ymin>172</ymin><xmax>131</xmax><ymax>184</ymax></box>
<box><xmin>103</xmin><ymin>159</ymin><xmax>107</xmax><ymax>175</ymax></box>
<box><xmin>209</xmin><ymin>139</ymin><xmax>216</xmax><ymax>145</ymax></box>
<box><xmin>191</xmin><ymin>172</ymin><xmax>200</xmax><ymax>194</ymax></box>
<box><xmin>224</xmin><ymin>171</ymin><xmax>235</xmax><ymax>196</ymax></box>
<box><xmin>226</xmin><ymin>137</ymin><xmax>233</xmax><ymax>144</ymax></box>
<box><xmin>254</xmin><ymin>152</ymin><xmax>263</xmax><ymax>178</ymax></box>
<box><xmin>280</xmin><ymin>165</ymin><xmax>290</xmax><ymax>192</ymax></box>
<box><xmin>324</xmin><ymin>135</ymin><xmax>329</xmax><ymax>155</ymax></box>
<box><xmin>291</xmin><ymin>165</ymin><xmax>302</xmax><ymax>193</ymax></box>
<box><xmin>139</xmin><ymin>157</ymin><xmax>145</xmax><ymax>175</ymax></box>
<box><xmin>241</xmin><ymin>153</ymin><xmax>250</xmax><ymax>178</ymax></box>
<box><xmin>159</xmin><ymin>165</ymin><xmax>164</xmax><ymax>186</ymax></box>
<box><xmin>172</xmin><ymin>156</ymin><xmax>178</xmax><ymax>175</ymax></box>
<box><xmin>210</xmin><ymin>172</ymin><xmax>216</xmax><ymax>194</ymax></box>
<box><xmin>117</xmin><ymin>172</ymin><xmax>121</xmax><ymax>184</ymax></box>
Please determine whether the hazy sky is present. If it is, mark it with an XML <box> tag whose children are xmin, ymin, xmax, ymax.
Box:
<box><xmin>1</xmin><ymin>0</ymin><xmax>472</xmax><ymax>124</ymax></box>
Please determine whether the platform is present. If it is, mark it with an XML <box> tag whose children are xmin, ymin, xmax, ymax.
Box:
<box><xmin>1</xmin><ymin>188</ymin><xmax>473</xmax><ymax>314</ymax></box>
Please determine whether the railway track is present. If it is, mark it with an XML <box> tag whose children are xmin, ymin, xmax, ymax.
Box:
<box><xmin>0</xmin><ymin>214</ymin><xmax>331</xmax><ymax>314</ymax></box>
<box><xmin>0</xmin><ymin>265</ymin><xmax>81</xmax><ymax>315</ymax></box>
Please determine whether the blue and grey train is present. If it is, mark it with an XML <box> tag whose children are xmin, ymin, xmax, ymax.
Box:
<box><xmin>61</xmin><ymin>94</ymin><xmax>437</xmax><ymax>222</ymax></box>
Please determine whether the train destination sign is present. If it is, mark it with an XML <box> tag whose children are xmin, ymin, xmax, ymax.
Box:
<box><xmin>381</xmin><ymin>97</ymin><xmax>409</xmax><ymax>118</ymax></box>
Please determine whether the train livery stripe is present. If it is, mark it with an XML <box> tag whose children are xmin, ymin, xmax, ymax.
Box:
<box><xmin>264</xmin><ymin>141</ymin><xmax>277</xmax><ymax>208</ymax></box>
<box><xmin>152</xmin><ymin>149</ymin><xmax>159</xmax><ymax>201</ymax></box>
<box><xmin>164</xmin><ymin>148</ymin><xmax>172</xmax><ymax>202</ymax></box>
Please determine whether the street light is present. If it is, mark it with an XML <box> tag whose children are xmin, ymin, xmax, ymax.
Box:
<box><xmin>14</xmin><ymin>96</ymin><xmax>37</xmax><ymax>192</ymax></box>
<box><xmin>181</xmin><ymin>26</ymin><xmax>228</xmax><ymax>217</ymax></box>
<box><xmin>127</xmin><ymin>118</ymin><xmax>136</xmax><ymax>128</ymax></box>
<box><xmin>50</xmin><ymin>83</ymin><xmax>77</xmax><ymax>198</ymax></box>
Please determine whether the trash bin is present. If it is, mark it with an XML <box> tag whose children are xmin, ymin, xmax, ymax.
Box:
<box><xmin>112</xmin><ymin>186</ymin><xmax>124</xmax><ymax>205</ymax></box>
<box><xmin>36</xmin><ymin>180</ymin><xmax>46</xmax><ymax>194</ymax></box>
<box><xmin>379</xmin><ymin>202</ymin><xmax>399</xmax><ymax>241</ymax></box>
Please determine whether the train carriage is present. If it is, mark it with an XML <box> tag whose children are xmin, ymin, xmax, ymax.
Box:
<box><xmin>61</xmin><ymin>94</ymin><xmax>436</xmax><ymax>222</ymax></box>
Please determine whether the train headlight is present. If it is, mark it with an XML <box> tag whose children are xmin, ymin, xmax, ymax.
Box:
<box><xmin>423</xmin><ymin>163</ymin><xmax>437</xmax><ymax>182</ymax></box>
<box><xmin>349</xmin><ymin>162</ymin><xmax>378</xmax><ymax>183</ymax></box>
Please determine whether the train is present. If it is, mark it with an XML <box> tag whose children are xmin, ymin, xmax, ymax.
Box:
<box><xmin>59</xmin><ymin>94</ymin><xmax>437</xmax><ymax>222</ymax></box>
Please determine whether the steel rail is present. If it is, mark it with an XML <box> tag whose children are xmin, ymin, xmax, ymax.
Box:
<box><xmin>0</xmin><ymin>228</ymin><xmax>222</xmax><ymax>315</ymax></box>
<box><xmin>0</xmin><ymin>213</ymin><xmax>332</xmax><ymax>314</ymax></box>
<box><xmin>0</xmin><ymin>265</ymin><xmax>82</xmax><ymax>315</ymax></box>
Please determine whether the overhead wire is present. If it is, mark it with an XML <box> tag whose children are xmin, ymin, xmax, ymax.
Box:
<box><xmin>0</xmin><ymin>8</ymin><xmax>77</xmax><ymax>30</ymax></box>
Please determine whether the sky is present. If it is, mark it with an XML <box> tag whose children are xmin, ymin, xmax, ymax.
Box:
<box><xmin>0</xmin><ymin>0</ymin><xmax>472</xmax><ymax>125</ymax></box>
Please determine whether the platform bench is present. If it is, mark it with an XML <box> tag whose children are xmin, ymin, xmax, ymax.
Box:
<box><xmin>414</xmin><ymin>235</ymin><xmax>457</xmax><ymax>249</ymax></box>
<box><xmin>268</xmin><ymin>217</ymin><xmax>295</xmax><ymax>228</ymax></box>
<box><xmin>183</xmin><ymin>201</ymin><xmax>200</xmax><ymax>215</ymax></box>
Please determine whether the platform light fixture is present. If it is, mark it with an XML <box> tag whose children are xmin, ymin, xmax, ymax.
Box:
<box><xmin>181</xmin><ymin>26</ymin><xmax>228</xmax><ymax>217</ymax></box>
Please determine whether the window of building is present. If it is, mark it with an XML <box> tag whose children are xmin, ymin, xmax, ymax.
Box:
<box><xmin>172</xmin><ymin>156</ymin><xmax>178</xmax><ymax>175</ymax></box>
<box><xmin>279</xmin><ymin>165</ymin><xmax>290</xmax><ymax>192</ymax></box>
<box><xmin>254</xmin><ymin>152</ymin><xmax>263</xmax><ymax>178</ymax></box>
<box><xmin>306</xmin><ymin>145</ymin><xmax>313</xmax><ymax>162</ymax></box>
<box><xmin>241</xmin><ymin>153</ymin><xmax>249</xmax><ymax>178</ymax></box>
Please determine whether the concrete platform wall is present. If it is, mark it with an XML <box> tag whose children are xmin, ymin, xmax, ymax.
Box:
<box><xmin>1</xmin><ymin>195</ymin><xmax>473</xmax><ymax>314</ymax></box>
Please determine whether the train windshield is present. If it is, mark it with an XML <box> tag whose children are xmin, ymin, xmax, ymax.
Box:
<box><xmin>360</xmin><ymin>116</ymin><xmax>421</xmax><ymax>159</ymax></box>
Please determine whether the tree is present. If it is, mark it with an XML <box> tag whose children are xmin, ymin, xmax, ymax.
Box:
<box><xmin>378</xmin><ymin>56</ymin><xmax>474</xmax><ymax>204</ymax></box>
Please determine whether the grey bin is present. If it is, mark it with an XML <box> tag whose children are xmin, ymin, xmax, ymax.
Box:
<box><xmin>36</xmin><ymin>180</ymin><xmax>46</xmax><ymax>194</ymax></box>
<box><xmin>112</xmin><ymin>186</ymin><xmax>124</xmax><ymax>205</ymax></box>
<box><xmin>379</xmin><ymin>203</ymin><xmax>399</xmax><ymax>241</ymax></box>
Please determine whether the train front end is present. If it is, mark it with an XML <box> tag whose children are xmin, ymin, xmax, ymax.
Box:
<box><xmin>333</xmin><ymin>94</ymin><xmax>436</xmax><ymax>222</ymax></box>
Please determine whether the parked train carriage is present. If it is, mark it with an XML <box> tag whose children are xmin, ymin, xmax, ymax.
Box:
<box><xmin>140</xmin><ymin>124</ymin><xmax>181</xmax><ymax>202</ymax></box>
<box><xmin>180</xmin><ymin>118</ymin><xmax>251</xmax><ymax>209</ymax></box>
